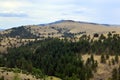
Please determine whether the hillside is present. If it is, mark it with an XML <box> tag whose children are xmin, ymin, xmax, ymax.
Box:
<box><xmin>1</xmin><ymin>20</ymin><xmax>120</xmax><ymax>79</ymax></box>
<box><xmin>1</xmin><ymin>35</ymin><xmax>120</xmax><ymax>80</ymax></box>
<box><xmin>1</xmin><ymin>20</ymin><xmax>120</xmax><ymax>39</ymax></box>
<box><xmin>0</xmin><ymin>20</ymin><xmax>120</xmax><ymax>53</ymax></box>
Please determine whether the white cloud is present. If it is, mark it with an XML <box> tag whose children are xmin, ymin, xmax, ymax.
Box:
<box><xmin>0</xmin><ymin>12</ymin><xmax>28</xmax><ymax>17</ymax></box>
<box><xmin>0</xmin><ymin>0</ymin><xmax>32</xmax><ymax>9</ymax></box>
<box><xmin>0</xmin><ymin>0</ymin><xmax>120</xmax><ymax>28</ymax></box>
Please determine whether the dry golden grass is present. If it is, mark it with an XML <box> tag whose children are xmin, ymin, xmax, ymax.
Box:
<box><xmin>82</xmin><ymin>54</ymin><xmax>120</xmax><ymax>80</ymax></box>
<box><xmin>0</xmin><ymin>37</ymin><xmax>36</xmax><ymax>53</ymax></box>
<box><xmin>45</xmin><ymin>76</ymin><xmax>61</xmax><ymax>80</ymax></box>
<box><xmin>0</xmin><ymin>68</ymin><xmax>41</xmax><ymax>80</ymax></box>
<box><xmin>23</xmin><ymin>21</ymin><xmax>120</xmax><ymax>42</ymax></box>
<box><xmin>0</xmin><ymin>68</ymin><xmax>62</xmax><ymax>80</ymax></box>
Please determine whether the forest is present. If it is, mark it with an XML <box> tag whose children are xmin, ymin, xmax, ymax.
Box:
<box><xmin>0</xmin><ymin>32</ymin><xmax>120</xmax><ymax>80</ymax></box>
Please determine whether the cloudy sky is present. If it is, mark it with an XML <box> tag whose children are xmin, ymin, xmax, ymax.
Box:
<box><xmin>0</xmin><ymin>0</ymin><xmax>120</xmax><ymax>29</ymax></box>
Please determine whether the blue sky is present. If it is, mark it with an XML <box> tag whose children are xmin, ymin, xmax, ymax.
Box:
<box><xmin>0</xmin><ymin>0</ymin><xmax>120</xmax><ymax>29</ymax></box>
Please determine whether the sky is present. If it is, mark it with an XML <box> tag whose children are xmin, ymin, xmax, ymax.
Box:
<box><xmin>0</xmin><ymin>0</ymin><xmax>120</xmax><ymax>29</ymax></box>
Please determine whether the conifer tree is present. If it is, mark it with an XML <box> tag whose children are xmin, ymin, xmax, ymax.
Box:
<box><xmin>100</xmin><ymin>54</ymin><xmax>106</xmax><ymax>63</ymax></box>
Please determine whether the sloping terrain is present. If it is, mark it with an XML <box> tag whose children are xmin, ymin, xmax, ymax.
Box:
<box><xmin>0</xmin><ymin>20</ymin><xmax>120</xmax><ymax>53</ymax></box>
<box><xmin>0</xmin><ymin>20</ymin><xmax>120</xmax><ymax>80</ymax></box>
<box><xmin>1</xmin><ymin>20</ymin><xmax>120</xmax><ymax>39</ymax></box>
<box><xmin>0</xmin><ymin>67</ymin><xmax>61</xmax><ymax>80</ymax></box>
<box><xmin>1</xmin><ymin>36</ymin><xmax>120</xmax><ymax>80</ymax></box>
<box><xmin>25</xmin><ymin>20</ymin><xmax>120</xmax><ymax>38</ymax></box>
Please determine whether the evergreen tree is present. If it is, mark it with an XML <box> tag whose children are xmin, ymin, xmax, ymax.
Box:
<box><xmin>100</xmin><ymin>54</ymin><xmax>106</xmax><ymax>63</ymax></box>
<box><xmin>106</xmin><ymin>54</ymin><xmax>109</xmax><ymax>60</ymax></box>
<box><xmin>99</xmin><ymin>34</ymin><xmax>106</xmax><ymax>40</ymax></box>
<box><xmin>111</xmin><ymin>58</ymin><xmax>115</xmax><ymax>65</ymax></box>
<box><xmin>115</xmin><ymin>54</ymin><xmax>119</xmax><ymax>63</ymax></box>
<box><xmin>0</xmin><ymin>76</ymin><xmax>4</xmax><ymax>80</ymax></box>
<box><xmin>111</xmin><ymin>68</ymin><xmax>118</xmax><ymax>80</ymax></box>
<box><xmin>108</xmin><ymin>60</ymin><xmax>111</xmax><ymax>66</ymax></box>
<box><xmin>108</xmin><ymin>32</ymin><xmax>112</xmax><ymax>38</ymax></box>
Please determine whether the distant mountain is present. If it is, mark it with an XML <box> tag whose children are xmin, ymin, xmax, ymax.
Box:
<box><xmin>39</xmin><ymin>20</ymin><xmax>117</xmax><ymax>26</ymax></box>
<box><xmin>38</xmin><ymin>20</ymin><xmax>102</xmax><ymax>26</ymax></box>
<box><xmin>1</xmin><ymin>20</ymin><xmax>120</xmax><ymax>39</ymax></box>
<box><xmin>38</xmin><ymin>20</ymin><xmax>75</xmax><ymax>26</ymax></box>
<box><xmin>0</xmin><ymin>29</ymin><xmax>5</xmax><ymax>31</ymax></box>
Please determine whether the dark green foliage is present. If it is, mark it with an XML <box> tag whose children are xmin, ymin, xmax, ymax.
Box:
<box><xmin>94</xmin><ymin>33</ymin><xmax>99</xmax><ymax>37</ymax></box>
<box><xmin>100</xmin><ymin>54</ymin><xmax>106</xmax><ymax>63</ymax></box>
<box><xmin>1</xmin><ymin>32</ymin><xmax>120</xmax><ymax>79</ymax></box>
<box><xmin>106</xmin><ymin>54</ymin><xmax>109</xmax><ymax>60</ymax></box>
<box><xmin>115</xmin><ymin>54</ymin><xmax>119</xmax><ymax>63</ymax></box>
<box><xmin>118</xmin><ymin>66</ymin><xmax>120</xmax><ymax>79</ymax></box>
<box><xmin>63</xmin><ymin>32</ymin><xmax>74</xmax><ymax>38</ymax></box>
<box><xmin>86</xmin><ymin>55</ymin><xmax>98</xmax><ymax>73</ymax></box>
<box><xmin>0</xmin><ymin>55</ymin><xmax>4</xmax><ymax>66</ymax></box>
<box><xmin>111</xmin><ymin>58</ymin><xmax>115</xmax><ymax>65</ymax></box>
<box><xmin>112</xmin><ymin>68</ymin><xmax>118</xmax><ymax>80</ymax></box>
<box><xmin>111</xmin><ymin>66</ymin><xmax>120</xmax><ymax>80</ymax></box>
<box><xmin>32</xmin><ymin>68</ymin><xmax>43</xmax><ymax>78</ymax></box>
<box><xmin>1</xmin><ymin>38</ymin><xmax>97</xmax><ymax>80</ymax></box>
<box><xmin>0</xmin><ymin>76</ymin><xmax>4</xmax><ymax>80</ymax></box>
<box><xmin>0</xmin><ymin>26</ymin><xmax>37</xmax><ymax>38</ymax></box>
<box><xmin>108</xmin><ymin>32</ymin><xmax>112</xmax><ymax>37</ymax></box>
<box><xmin>108</xmin><ymin>60</ymin><xmax>111</xmax><ymax>66</ymax></box>
<box><xmin>99</xmin><ymin>34</ymin><xmax>106</xmax><ymax>40</ymax></box>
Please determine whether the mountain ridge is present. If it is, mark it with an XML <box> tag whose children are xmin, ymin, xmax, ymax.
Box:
<box><xmin>38</xmin><ymin>20</ymin><xmax>120</xmax><ymax>27</ymax></box>
<box><xmin>1</xmin><ymin>20</ymin><xmax>120</xmax><ymax>30</ymax></box>
<box><xmin>1</xmin><ymin>20</ymin><xmax>120</xmax><ymax>39</ymax></box>
<box><xmin>0</xmin><ymin>29</ymin><xmax>5</xmax><ymax>31</ymax></box>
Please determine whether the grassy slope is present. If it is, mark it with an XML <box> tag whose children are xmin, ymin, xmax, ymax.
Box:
<box><xmin>0</xmin><ymin>67</ymin><xmax>61</xmax><ymax>80</ymax></box>
<box><xmin>82</xmin><ymin>54</ymin><xmax>120</xmax><ymax>80</ymax></box>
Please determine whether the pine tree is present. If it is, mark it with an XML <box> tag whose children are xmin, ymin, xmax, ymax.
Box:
<box><xmin>0</xmin><ymin>76</ymin><xmax>4</xmax><ymax>80</ymax></box>
<box><xmin>112</xmin><ymin>68</ymin><xmax>118</xmax><ymax>80</ymax></box>
<box><xmin>106</xmin><ymin>54</ymin><xmax>109</xmax><ymax>60</ymax></box>
<box><xmin>115</xmin><ymin>54</ymin><xmax>119</xmax><ymax>63</ymax></box>
<box><xmin>112</xmin><ymin>58</ymin><xmax>115</xmax><ymax>65</ymax></box>
<box><xmin>108</xmin><ymin>60</ymin><xmax>111</xmax><ymax>66</ymax></box>
<box><xmin>100</xmin><ymin>54</ymin><xmax>106</xmax><ymax>63</ymax></box>
<box><xmin>86</xmin><ymin>58</ymin><xmax>91</xmax><ymax>66</ymax></box>
<box><xmin>108</xmin><ymin>32</ymin><xmax>112</xmax><ymax>37</ymax></box>
<box><xmin>118</xmin><ymin>66</ymin><xmax>120</xmax><ymax>80</ymax></box>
